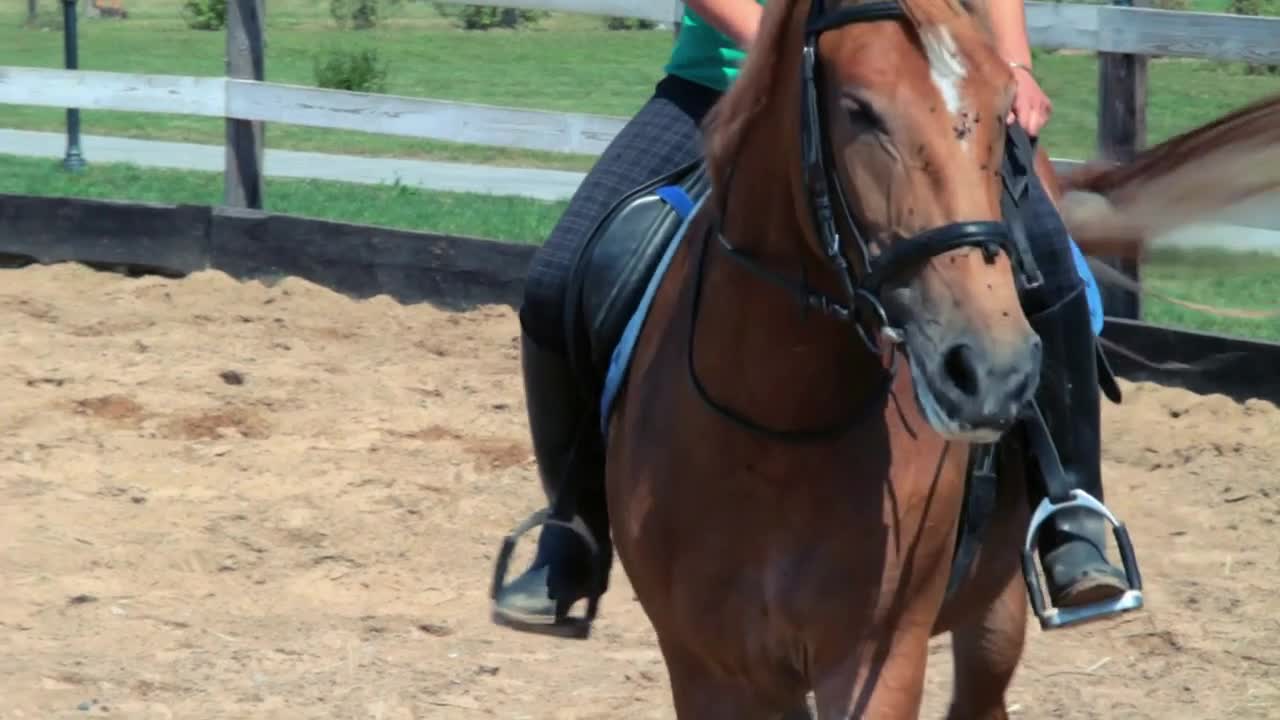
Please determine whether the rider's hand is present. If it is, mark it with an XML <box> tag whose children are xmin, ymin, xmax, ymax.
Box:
<box><xmin>1008</xmin><ymin>64</ymin><xmax>1052</xmax><ymax>138</ymax></box>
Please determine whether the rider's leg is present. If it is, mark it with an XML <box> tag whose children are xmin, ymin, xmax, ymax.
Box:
<box><xmin>490</xmin><ymin>330</ymin><xmax>603</xmax><ymax>626</ymax></box>
<box><xmin>1017</xmin><ymin>168</ymin><xmax>1131</xmax><ymax>612</ymax></box>
<box><xmin>493</xmin><ymin>74</ymin><xmax>722</xmax><ymax>631</ymax></box>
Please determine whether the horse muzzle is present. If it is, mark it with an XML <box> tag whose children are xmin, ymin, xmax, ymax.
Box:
<box><xmin>904</xmin><ymin>328</ymin><xmax>1042</xmax><ymax>442</ymax></box>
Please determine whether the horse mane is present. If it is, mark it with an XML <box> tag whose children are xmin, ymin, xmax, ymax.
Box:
<box><xmin>701</xmin><ymin>0</ymin><xmax>803</xmax><ymax>203</ymax></box>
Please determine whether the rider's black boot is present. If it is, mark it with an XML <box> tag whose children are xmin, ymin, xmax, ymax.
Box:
<box><xmin>999</xmin><ymin>124</ymin><xmax>1141</xmax><ymax>628</ymax></box>
<box><xmin>1025</xmin><ymin>283</ymin><xmax>1134</xmax><ymax>619</ymax></box>
<box><xmin>489</xmin><ymin>331</ymin><xmax>610</xmax><ymax>638</ymax></box>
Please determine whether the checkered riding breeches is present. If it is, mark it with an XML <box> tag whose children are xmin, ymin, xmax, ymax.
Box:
<box><xmin>519</xmin><ymin>75</ymin><xmax>723</xmax><ymax>354</ymax></box>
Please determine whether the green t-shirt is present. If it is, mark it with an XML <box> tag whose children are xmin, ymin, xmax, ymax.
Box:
<box><xmin>663</xmin><ymin>1</ymin><xmax>765</xmax><ymax>93</ymax></box>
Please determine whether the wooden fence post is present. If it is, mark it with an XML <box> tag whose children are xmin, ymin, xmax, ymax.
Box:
<box><xmin>1094</xmin><ymin>0</ymin><xmax>1146</xmax><ymax>320</ymax></box>
<box><xmin>225</xmin><ymin>0</ymin><xmax>265</xmax><ymax>210</ymax></box>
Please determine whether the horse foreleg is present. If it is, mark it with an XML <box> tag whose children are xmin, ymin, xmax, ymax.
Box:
<box><xmin>811</xmin><ymin>630</ymin><xmax>933</xmax><ymax>720</ymax></box>
<box><xmin>944</xmin><ymin>572</ymin><xmax>1028</xmax><ymax>720</ymax></box>
<box><xmin>660</xmin><ymin>642</ymin><xmax>806</xmax><ymax>720</ymax></box>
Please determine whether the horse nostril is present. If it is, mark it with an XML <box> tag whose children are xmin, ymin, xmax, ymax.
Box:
<box><xmin>943</xmin><ymin>343</ymin><xmax>980</xmax><ymax>398</ymax></box>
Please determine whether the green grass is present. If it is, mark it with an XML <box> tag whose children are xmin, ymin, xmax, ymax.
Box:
<box><xmin>0</xmin><ymin>152</ymin><xmax>566</xmax><ymax>243</ymax></box>
<box><xmin>6</xmin><ymin>152</ymin><xmax>1279</xmax><ymax>342</ymax></box>
<box><xmin>1139</xmin><ymin>248</ymin><xmax>1280</xmax><ymax>341</ymax></box>
<box><xmin>4</xmin><ymin>0</ymin><xmax>1280</xmax><ymax>171</ymax></box>
<box><xmin>2</xmin><ymin>0</ymin><xmax>669</xmax><ymax>171</ymax></box>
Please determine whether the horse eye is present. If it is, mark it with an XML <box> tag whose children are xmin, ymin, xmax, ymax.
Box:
<box><xmin>841</xmin><ymin>93</ymin><xmax>883</xmax><ymax>131</ymax></box>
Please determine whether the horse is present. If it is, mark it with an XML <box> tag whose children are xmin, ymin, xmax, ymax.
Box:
<box><xmin>600</xmin><ymin>0</ymin><xmax>1072</xmax><ymax>716</ymax></box>
<box><xmin>589</xmin><ymin>0</ymin><xmax>1280</xmax><ymax>714</ymax></box>
<box><xmin>485</xmin><ymin>0</ymin><xmax>1280</xmax><ymax>710</ymax></box>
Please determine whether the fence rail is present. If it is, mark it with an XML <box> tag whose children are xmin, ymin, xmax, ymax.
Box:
<box><xmin>3</xmin><ymin>3</ymin><xmax>1279</xmax><ymax>155</ymax></box>
<box><xmin>3</xmin><ymin>0</ymin><xmax>1280</xmax><ymax>319</ymax></box>
<box><xmin>0</xmin><ymin>67</ymin><xmax>628</xmax><ymax>156</ymax></box>
<box><xmin>1026</xmin><ymin>2</ymin><xmax>1280</xmax><ymax>62</ymax></box>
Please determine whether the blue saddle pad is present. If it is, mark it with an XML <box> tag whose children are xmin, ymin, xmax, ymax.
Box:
<box><xmin>598</xmin><ymin>192</ymin><xmax>1106</xmax><ymax>438</ymax></box>
<box><xmin>1069</xmin><ymin>236</ymin><xmax>1105</xmax><ymax>335</ymax></box>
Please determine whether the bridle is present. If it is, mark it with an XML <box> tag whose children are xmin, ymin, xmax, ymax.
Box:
<box><xmin>680</xmin><ymin>0</ymin><xmax>1147</xmax><ymax>627</ymax></box>
<box><xmin>686</xmin><ymin>0</ymin><xmax>1018</xmax><ymax>442</ymax></box>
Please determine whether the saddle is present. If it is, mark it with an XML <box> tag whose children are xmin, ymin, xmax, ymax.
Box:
<box><xmin>561</xmin><ymin>158</ymin><xmax>709</xmax><ymax>394</ymax></box>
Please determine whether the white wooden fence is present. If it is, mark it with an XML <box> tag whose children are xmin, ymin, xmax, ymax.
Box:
<box><xmin>5</xmin><ymin>0</ymin><xmax>1279</xmax><ymax>319</ymax></box>
<box><xmin>3</xmin><ymin>0</ymin><xmax>1280</xmax><ymax>273</ymax></box>
<box><xmin>3</xmin><ymin>2</ymin><xmax>1280</xmax><ymax>167</ymax></box>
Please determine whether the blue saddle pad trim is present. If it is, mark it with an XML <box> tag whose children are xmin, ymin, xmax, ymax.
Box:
<box><xmin>599</xmin><ymin>188</ymin><xmax>704</xmax><ymax>437</ymax></box>
<box><xmin>1069</xmin><ymin>236</ymin><xmax>1105</xmax><ymax>336</ymax></box>
<box><xmin>654</xmin><ymin>185</ymin><xmax>696</xmax><ymax>222</ymax></box>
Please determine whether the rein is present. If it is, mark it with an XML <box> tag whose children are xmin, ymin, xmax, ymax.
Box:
<box><xmin>686</xmin><ymin>0</ymin><xmax>1017</xmax><ymax>442</ymax></box>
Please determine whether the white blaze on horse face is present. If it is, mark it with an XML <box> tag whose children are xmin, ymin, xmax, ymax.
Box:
<box><xmin>920</xmin><ymin>26</ymin><xmax>970</xmax><ymax>149</ymax></box>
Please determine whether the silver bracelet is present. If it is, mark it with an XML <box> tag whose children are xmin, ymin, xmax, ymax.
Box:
<box><xmin>1008</xmin><ymin>60</ymin><xmax>1035</xmax><ymax>77</ymax></box>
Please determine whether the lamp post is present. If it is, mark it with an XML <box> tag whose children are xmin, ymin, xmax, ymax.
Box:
<box><xmin>61</xmin><ymin>0</ymin><xmax>87</xmax><ymax>172</ymax></box>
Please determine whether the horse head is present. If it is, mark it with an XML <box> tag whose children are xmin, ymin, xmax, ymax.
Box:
<box><xmin>703</xmin><ymin>0</ymin><xmax>1040</xmax><ymax>442</ymax></box>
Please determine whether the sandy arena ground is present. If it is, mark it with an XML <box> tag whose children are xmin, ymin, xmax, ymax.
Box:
<box><xmin>1</xmin><ymin>263</ymin><xmax>1278</xmax><ymax>719</ymax></box>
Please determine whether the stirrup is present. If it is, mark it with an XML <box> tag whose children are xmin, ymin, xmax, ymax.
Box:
<box><xmin>1021</xmin><ymin>489</ymin><xmax>1144</xmax><ymax>630</ymax></box>
<box><xmin>489</xmin><ymin>508</ymin><xmax>603</xmax><ymax>640</ymax></box>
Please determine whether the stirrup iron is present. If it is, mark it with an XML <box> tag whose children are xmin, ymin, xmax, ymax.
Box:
<box><xmin>1020</xmin><ymin>402</ymin><xmax>1144</xmax><ymax>630</ymax></box>
<box><xmin>1021</xmin><ymin>489</ymin><xmax>1145</xmax><ymax>630</ymax></box>
<box><xmin>490</xmin><ymin>508</ymin><xmax>602</xmax><ymax>640</ymax></box>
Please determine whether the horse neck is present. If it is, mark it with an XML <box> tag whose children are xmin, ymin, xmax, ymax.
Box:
<box><xmin>691</xmin><ymin>118</ymin><xmax>895</xmax><ymax>431</ymax></box>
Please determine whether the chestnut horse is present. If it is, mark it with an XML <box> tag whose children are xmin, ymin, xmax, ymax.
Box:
<box><xmin>575</xmin><ymin>0</ymin><xmax>1280</xmax><ymax>712</ymax></box>
<box><xmin>483</xmin><ymin>0</ymin><xmax>1280</xmax><ymax>696</ymax></box>
<box><xmin>602</xmin><ymin>0</ymin><xmax>1114</xmax><ymax>717</ymax></box>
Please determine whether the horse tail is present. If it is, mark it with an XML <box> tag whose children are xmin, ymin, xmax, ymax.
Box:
<box><xmin>1055</xmin><ymin>90</ymin><xmax>1280</xmax><ymax>261</ymax></box>
<box><xmin>1042</xmin><ymin>91</ymin><xmax>1280</xmax><ymax>322</ymax></box>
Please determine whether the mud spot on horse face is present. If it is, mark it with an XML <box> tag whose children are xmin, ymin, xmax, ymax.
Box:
<box><xmin>162</xmin><ymin>406</ymin><xmax>272</xmax><ymax>440</ymax></box>
<box><xmin>71</xmin><ymin>394</ymin><xmax>147</xmax><ymax>427</ymax></box>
